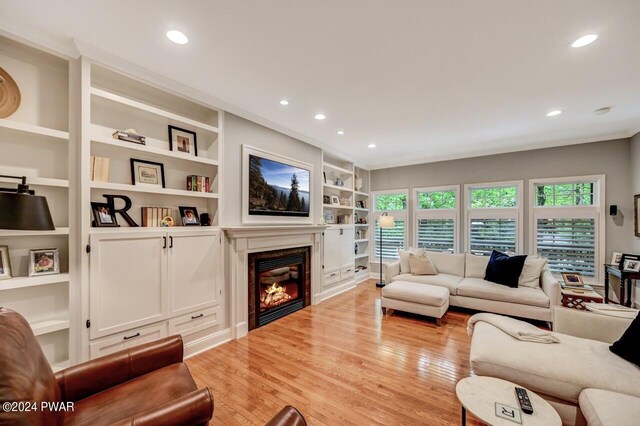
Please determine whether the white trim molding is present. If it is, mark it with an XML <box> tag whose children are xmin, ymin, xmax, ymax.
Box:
<box><xmin>412</xmin><ymin>185</ymin><xmax>460</xmax><ymax>253</ymax></box>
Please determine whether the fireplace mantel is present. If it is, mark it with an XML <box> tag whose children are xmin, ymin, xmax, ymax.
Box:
<box><xmin>224</xmin><ymin>225</ymin><xmax>326</xmax><ymax>339</ymax></box>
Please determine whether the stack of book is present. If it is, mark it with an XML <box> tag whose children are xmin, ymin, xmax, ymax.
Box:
<box><xmin>112</xmin><ymin>129</ymin><xmax>146</xmax><ymax>145</ymax></box>
<box><xmin>560</xmin><ymin>281</ymin><xmax>594</xmax><ymax>291</ymax></box>
<box><xmin>90</xmin><ymin>156</ymin><xmax>111</xmax><ymax>182</ymax></box>
<box><xmin>186</xmin><ymin>175</ymin><xmax>211</xmax><ymax>192</ymax></box>
<box><xmin>141</xmin><ymin>207</ymin><xmax>172</xmax><ymax>227</ymax></box>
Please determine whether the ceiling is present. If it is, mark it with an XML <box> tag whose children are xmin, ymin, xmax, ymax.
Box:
<box><xmin>1</xmin><ymin>0</ymin><xmax>639</xmax><ymax>169</ymax></box>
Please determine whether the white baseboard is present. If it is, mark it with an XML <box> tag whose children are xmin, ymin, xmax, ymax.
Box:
<box><xmin>184</xmin><ymin>328</ymin><xmax>232</xmax><ymax>358</ymax></box>
<box><xmin>318</xmin><ymin>279</ymin><xmax>356</xmax><ymax>302</ymax></box>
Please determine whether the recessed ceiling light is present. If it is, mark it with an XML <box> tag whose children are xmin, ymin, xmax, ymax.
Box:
<box><xmin>546</xmin><ymin>110</ymin><xmax>563</xmax><ymax>117</ymax></box>
<box><xmin>571</xmin><ymin>34</ymin><xmax>598</xmax><ymax>48</ymax></box>
<box><xmin>368</xmin><ymin>144</ymin><xmax>376</xmax><ymax>149</ymax></box>
<box><xmin>314</xmin><ymin>114</ymin><xmax>326</xmax><ymax>120</ymax></box>
<box><xmin>166</xmin><ymin>30</ymin><xmax>189</xmax><ymax>45</ymax></box>
<box><xmin>594</xmin><ymin>106</ymin><xmax>611</xmax><ymax>115</ymax></box>
<box><xmin>279</xmin><ymin>99</ymin><xmax>289</xmax><ymax>106</ymax></box>
<box><xmin>337</xmin><ymin>130</ymin><xmax>344</xmax><ymax>135</ymax></box>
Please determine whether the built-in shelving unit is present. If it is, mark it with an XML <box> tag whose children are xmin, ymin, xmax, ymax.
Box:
<box><xmin>0</xmin><ymin>35</ymin><xmax>72</xmax><ymax>371</ymax></box>
<box><xmin>353</xmin><ymin>166</ymin><xmax>371</xmax><ymax>283</ymax></box>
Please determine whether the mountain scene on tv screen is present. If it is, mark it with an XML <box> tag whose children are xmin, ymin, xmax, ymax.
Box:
<box><xmin>249</xmin><ymin>155</ymin><xmax>310</xmax><ymax>216</ymax></box>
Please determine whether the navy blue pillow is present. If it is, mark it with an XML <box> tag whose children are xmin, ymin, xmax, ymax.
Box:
<box><xmin>610</xmin><ymin>311</ymin><xmax>640</xmax><ymax>367</ymax></box>
<box><xmin>484</xmin><ymin>250</ymin><xmax>527</xmax><ymax>288</ymax></box>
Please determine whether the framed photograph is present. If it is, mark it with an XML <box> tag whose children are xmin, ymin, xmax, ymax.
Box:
<box><xmin>168</xmin><ymin>125</ymin><xmax>198</xmax><ymax>156</ymax></box>
<box><xmin>561</xmin><ymin>272</ymin><xmax>584</xmax><ymax>285</ymax></box>
<box><xmin>323</xmin><ymin>195</ymin><xmax>331</xmax><ymax>205</ymax></box>
<box><xmin>130</xmin><ymin>158</ymin><xmax>165</xmax><ymax>188</ymax></box>
<box><xmin>635</xmin><ymin>194</ymin><xmax>640</xmax><ymax>237</ymax></box>
<box><xmin>611</xmin><ymin>252</ymin><xmax>623</xmax><ymax>265</ymax></box>
<box><xmin>331</xmin><ymin>195</ymin><xmax>340</xmax><ymax>206</ymax></box>
<box><xmin>620</xmin><ymin>254</ymin><xmax>640</xmax><ymax>272</ymax></box>
<box><xmin>29</xmin><ymin>248</ymin><xmax>60</xmax><ymax>277</ymax></box>
<box><xmin>323</xmin><ymin>210</ymin><xmax>335</xmax><ymax>224</ymax></box>
<box><xmin>91</xmin><ymin>202</ymin><xmax>119</xmax><ymax>227</ymax></box>
<box><xmin>242</xmin><ymin>145</ymin><xmax>313</xmax><ymax>225</ymax></box>
<box><xmin>179</xmin><ymin>206</ymin><xmax>200</xmax><ymax>226</ymax></box>
<box><xmin>0</xmin><ymin>246</ymin><xmax>12</xmax><ymax>280</ymax></box>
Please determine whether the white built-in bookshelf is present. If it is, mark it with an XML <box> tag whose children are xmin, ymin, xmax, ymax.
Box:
<box><xmin>0</xmin><ymin>36</ymin><xmax>72</xmax><ymax>371</ymax></box>
<box><xmin>353</xmin><ymin>166</ymin><xmax>371</xmax><ymax>283</ymax></box>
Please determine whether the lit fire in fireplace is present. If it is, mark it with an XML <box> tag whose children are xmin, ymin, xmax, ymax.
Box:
<box><xmin>260</xmin><ymin>281</ymin><xmax>292</xmax><ymax>310</ymax></box>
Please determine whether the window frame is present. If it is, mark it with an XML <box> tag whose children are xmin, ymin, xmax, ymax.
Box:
<box><xmin>528</xmin><ymin>175</ymin><xmax>605</xmax><ymax>283</ymax></box>
<box><xmin>372</xmin><ymin>189</ymin><xmax>409</xmax><ymax>261</ymax></box>
<box><xmin>412</xmin><ymin>185</ymin><xmax>460</xmax><ymax>253</ymax></box>
<box><xmin>464</xmin><ymin>180</ymin><xmax>524</xmax><ymax>255</ymax></box>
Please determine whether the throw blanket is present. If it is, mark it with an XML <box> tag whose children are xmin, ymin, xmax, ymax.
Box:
<box><xmin>467</xmin><ymin>313</ymin><xmax>559</xmax><ymax>344</ymax></box>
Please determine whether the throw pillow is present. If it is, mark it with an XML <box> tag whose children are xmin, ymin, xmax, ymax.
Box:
<box><xmin>484</xmin><ymin>250</ymin><xmax>528</xmax><ymax>288</ymax></box>
<box><xmin>519</xmin><ymin>257</ymin><xmax>548</xmax><ymax>288</ymax></box>
<box><xmin>610</xmin><ymin>311</ymin><xmax>640</xmax><ymax>367</ymax></box>
<box><xmin>398</xmin><ymin>248</ymin><xmax>425</xmax><ymax>274</ymax></box>
<box><xmin>465</xmin><ymin>253</ymin><xmax>490</xmax><ymax>278</ymax></box>
<box><xmin>409</xmin><ymin>253</ymin><xmax>438</xmax><ymax>275</ymax></box>
<box><xmin>426</xmin><ymin>251</ymin><xmax>466</xmax><ymax>276</ymax></box>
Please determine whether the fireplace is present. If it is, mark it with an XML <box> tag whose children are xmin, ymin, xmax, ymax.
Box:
<box><xmin>248</xmin><ymin>247</ymin><xmax>311</xmax><ymax>330</ymax></box>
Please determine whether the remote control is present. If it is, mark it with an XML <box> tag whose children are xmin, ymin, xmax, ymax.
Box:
<box><xmin>515</xmin><ymin>387</ymin><xmax>534</xmax><ymax>414</ymax></box>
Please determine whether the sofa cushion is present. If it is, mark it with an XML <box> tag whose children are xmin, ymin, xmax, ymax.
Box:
<box><xmin>409</xmin><ymin>253</ymin><xmax>437</xmax><ymax>275</ymax></box>
<box><xmin>470</xmin><ymin>321</ymin><xmax>640</xmax><ymax>404</ymax></box>
<box><xmin>519</xmin><ymin>257</ymin><xmax>548</xmax><ymax>288</ymax></box>
<box><xmin>391</xmin><ymin>273</ymin><xmax>463</xmax><ymax>295</ymax></box>
<box><xmin>398</xmin><ymin>248</ymin><xmax>425</xmax><ymax>274</ymax></box>
<box><xmin>426</xmin><ymin>251</ymin><xmax>465</xmax><ymax>276</ymax></box>
<box><xmin>610</xmin><ymin>311</ymin><xmax>640</xmax><ymax>367</ymax></box>
<box><xmin>465</xmin><ymin>253</ymin><xmax>489</xmax><ymax>278</ymax></box>
<box><xmin>382</xmin><ymin>280</ymin><xmax>449</xmax><ymax>306</ymax></box>
<box><xmin>579</xmin><ymin>388</ymin><xmax>640</xmax><ymax>426</ymax></box>
<box><xmin>458</xmin><ymin>278</ymin><xmax>549</xmax><ymax>308</ymax></box>
<box><xmin>485</xmin><ymin>250</ymin><xmax>527</xmax><ymax>288</ymax></box>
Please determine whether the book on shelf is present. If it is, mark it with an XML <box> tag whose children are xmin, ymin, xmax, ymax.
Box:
<box><xmin>90</xmin><ymin>156</ymin><xmax>111</xmax><ymax>182</ymax></box>
<box><xmin>112</xmin><ymin>130</ymin><xmax>146</xmax><ymax>145</ymax></box>
<box><xmin>560</xmin><ymin>281</ymin><xmax>594</xmax><ymax>291</ymax></box>
<box><xmin>141</xmin><ymin>207</ymin><xmax>172</xmax><ymax>227</ymax></box>
<box><xmin>186</xmin><ymin>175</ymin><xmax>211</xmax><ymax>192</ymax></box>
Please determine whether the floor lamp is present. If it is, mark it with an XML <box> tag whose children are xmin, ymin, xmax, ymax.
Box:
<box><xmin>376</xmin><ymin>212</ymin><xmax>395</xmax><ymax>288</ymax></box>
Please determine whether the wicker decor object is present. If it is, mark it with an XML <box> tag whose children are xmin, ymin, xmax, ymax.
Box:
<box><xmin>0</xmin><ymin>67</ymin><xmax>21</xmax><ymax>118</ymax></box>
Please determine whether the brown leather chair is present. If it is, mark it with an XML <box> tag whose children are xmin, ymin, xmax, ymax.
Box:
<box><xmin>0</xmin><ymin>307</ymin><xmax>213</xmax><ymax>425</ymax></box>
<box><xmin>265</xmin><ymin>406</ymin><xmax>307</xmax><ymax>426</ymax></box>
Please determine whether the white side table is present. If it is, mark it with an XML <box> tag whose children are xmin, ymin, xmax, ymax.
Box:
<box><xmin>456</xmin><ymin>376</ymin><xmax>561</xmax><ymax>425</ymax></box>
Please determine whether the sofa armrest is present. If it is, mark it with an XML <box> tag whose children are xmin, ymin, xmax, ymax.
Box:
<box><xmin>384</xmin><ymin>260</ymin><xmax>401</xmax><ymax>283</ymax></box>
<box><xmin>540</xmin><ymin>270</ymin><xmax>561</xmax><ymax>307</ymax></box>
<box><xmin>265</xmin><ymin>405</ymin><xmax>307</xmax><ymax>426</ymax></box>
<box><xmin>552</xmin><ymin>306</ymin><xmax>632</xmax><ymax>343</ymax></box>
<box><xmin>55</xmin><ymin>335</ymin><xmax>184</xmax><ymax>402</ymax></box>
<box><xmin>110</xmin><ymin>388</ymin><xmax>213</xmax><ymax>426</ymax></box>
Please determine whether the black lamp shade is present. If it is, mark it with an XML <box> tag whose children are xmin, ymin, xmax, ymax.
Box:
<box><xmin>0</xmin><ymin>192</ymin><xmax>55</xmax><ymax>230</ymax></box>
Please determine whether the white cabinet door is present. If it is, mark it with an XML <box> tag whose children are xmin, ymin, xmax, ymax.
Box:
<box><xmin>89</xmin><ymin>232</ymin><xmax>167</xmax><ymax>339</ymax></box>
<box><xmin>339</xmin><ymin>226</ymin><xmax>355</xmax><ymax>269</ymax></box>
<box><xmin>167</xmin><ymin>230</ymin><xmax>220</xmax><ymax>316</ymax></box>
<box><xmin>323</xmin><ymin>228</ymin><xmax>341</xmax><ymax>273</ymax></box>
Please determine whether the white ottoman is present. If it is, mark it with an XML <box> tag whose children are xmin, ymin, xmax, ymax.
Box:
<box><xmin>381</xmin><ymin>281</ymin><xmax>449</xmax><ymax>325</ymax></box>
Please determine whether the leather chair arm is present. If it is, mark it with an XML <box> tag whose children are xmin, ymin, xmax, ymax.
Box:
<box><xmin>265</xmin><ymin>406</ymin><xmax>307</xmax><ymax>426</ymax></box>
<box><xmin>56</xmin><ymin>335</ymin><xmax>184</xmax><ymax>402</ymax></box>
<box><xmin>110</xmin><ymin>388</ymin><xmax>214</xmax><ymax>426</ymax></box>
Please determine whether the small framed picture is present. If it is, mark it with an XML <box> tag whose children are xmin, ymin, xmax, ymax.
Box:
<box><xmin>29</xmin><ymin>248</ymin><xmax>60</xmax><ymax>277</ymax></box>
<box><xmin>0</xmin><ymin>246</ymin><xmax>12</xmax><ymax>280</ymax></box>
<box><xmin>331</xmin><ymin>195</ymin><xmax>340</xmax><ymax>206</ymax></box>
<box><xmin>130</xmin><ymin>158</ymin><xmax>166</xmax><ymax>188</ymax></box>
<box><xmin>561</xmin><ymin>272</ymin><xmax>584</xmax><ymax>285</ymax></box>
<box><xmin>168</xmin><ymin>125</ymin><xmax>198</xmax><ymax>156</ymax></box>
<box><xmin>179</xmin><ymin>206</ymin><xmax>200</xmax><ymax>226</ymax></box>
<box><xmin>91</xmin><ymin>202</ymin><xmax>119</xmax><ymax>227</ymax></box>
<box><xmin>323</xmin><ymin>195</ymin><xmax>331</xmax><ymax>205</ymax></box>
<box><xmin>611</xmin><ymin>252</ymin><xmax>623</xmax><ymax>265</ymax></box>
<box><xmin>323</xmin><ymin>210</ymin><xmax>335</xmax><ymax>224</ymax></box>
<box><xmin>621</xmin><ymin>254</ymin><xmax>640</xmax><ymax>273</ymax></box>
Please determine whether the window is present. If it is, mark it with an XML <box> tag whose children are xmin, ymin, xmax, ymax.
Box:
<box><xmin>465</xmin><ymin>181</ymin><xmax>523</xmax><ymax>256</ymax></box>
<box><xmin>373</xmin><ymin>190</ymin><xmax>408</xmax><ymax>259</ymax></box>
<box><xmin>414</xmin><ymin>186</ymin><xmax>459</xmax><ymax>253</ymax></box>
<box><xmin>530</xmin><ymin>176</ymin><xmax>604</xmax><ymax>281</ymax></box>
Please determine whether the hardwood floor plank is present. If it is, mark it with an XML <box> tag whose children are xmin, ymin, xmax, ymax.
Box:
<box><xmin>187</xmin><ymin>280</ymin><xmax>483</xmax><ymax>425</ymax></box>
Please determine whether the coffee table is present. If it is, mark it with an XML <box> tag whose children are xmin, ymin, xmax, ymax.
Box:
<box><xmin>456</xmin><ymin>376</ymin><xmax>561</xmax><ymax>425</ymax></box>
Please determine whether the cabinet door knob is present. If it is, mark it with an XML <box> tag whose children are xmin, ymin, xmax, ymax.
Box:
<box><xmin>162</xmin><ymin>236</ymin><xmax>167</xmax><ymax>249</ymax></box>
<box><xmin>169</xmin><ymin>236</ymin><xmax>174</xmax><ymax>248</ymax></box>
<box><xmin>191</xmin><ymin>313</ymin><xmax>204</xmax><ymax>319</ymax></box>
<box><xmin>123</xmin><ymin>332</ymin><xmax>141</xmax><ymax>340</ymax></box>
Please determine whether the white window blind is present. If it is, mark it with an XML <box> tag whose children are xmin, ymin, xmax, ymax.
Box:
<box><xmin>536</xmin><ymin>218</ymin><xmax>596</xmax><ymax>276</ymax></box>
<box><xmin>417</xmin><ymin>219</ymin><xmax>455</xmax><ymax>252</ymax></box>
<box><xmin>374</xmin><ymin>219</ymin><xmax>406</xmax><ymax>259</ymax></box>
<box><xmin>469</xmin><ymin>218</ymin><xmax>517</xmax><ymax>256</ymax></box>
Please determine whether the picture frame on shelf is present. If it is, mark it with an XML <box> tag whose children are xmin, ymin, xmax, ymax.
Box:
<box><xmin>91</xmin><ymin>202</ymin><xmax>119</xmax><ymax>227</ymax></box>
<box><xmin>331</xmin><ymin>195</ymin><xmax>340</xmax><ymax>206</ymax></box>
<box><xmin>0</xmin><ymin>246</ymin><xmax>12</xmax><ymax>280</ymax></box>
<box><xmin>323</xmin><ymin>195</ymin><xmax>331</xmax><ymax>205</ymax></box>
<box><xmin>179</xmin><ymin>206</ymin><xmax>200</xmax><ymax>226</ymax></box>
<box><xmin>28</xmin><ymin>248</ymin><xmax>60</xmax><ymax>277</ymax></box>
<box><xmin>561</xmin><ymin>272</ymin><xmax>583</xmax><ymax>285</ymax></box>
<box><xmin>323</xmin><ymin>210</ymin><xmax>335</xmax><ymax>224</ymax></box>
<box><xmin>130</xmin><ymin>158</ymin><xmax>166</xmax><ymax>188</ymax></box>
<box><xmin>620</xmin><ymin>253</ymin><xmax>640</xmax><ymax>273</ymax></box>
<box><xmin>611</xmin><ymin>252</ymin><xmax>623</xmax><ymax>265</ymax></box>
<box><xmin>168</xmin><ymin>125</ymin><xmax>198</xmax><ymax>156</ymax></box>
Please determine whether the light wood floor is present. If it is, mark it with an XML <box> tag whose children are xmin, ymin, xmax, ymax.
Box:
<box><xmin>187</xmin><ymin>280</ymin><xmax>481</xmax><ymax>425</ymax></box>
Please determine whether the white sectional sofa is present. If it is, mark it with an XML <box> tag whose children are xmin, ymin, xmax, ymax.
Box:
<box><xmin>385</xmin><ymin>250</ymin><xmax>561</xmax><ymax>322</ymax></box>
